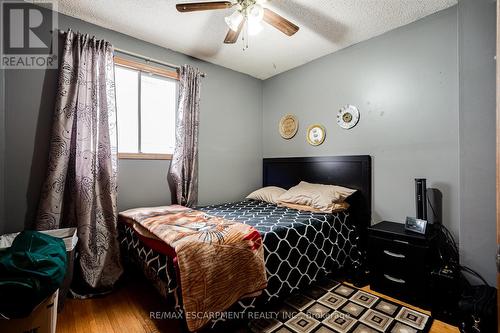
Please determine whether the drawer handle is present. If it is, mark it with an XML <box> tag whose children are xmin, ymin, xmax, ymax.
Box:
<box><xmin>393</xmin><ymin>239</ymin><xmax>409</xmax><ymax>245</ymax></box>
<box><xmin>383</xmin><ymin>274</ymin><xmax>406</xmax><ymax>284</ymax></box>
<box><xmin>383</xmin><ymin>250</ymin><xmax>405</xmax><ymax>259</ymax></box>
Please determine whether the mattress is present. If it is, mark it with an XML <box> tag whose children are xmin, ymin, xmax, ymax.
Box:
<box><xmin>118</xmin><ymin>200</ymin><xmax>363</xmax><ymax>323</ymax></box>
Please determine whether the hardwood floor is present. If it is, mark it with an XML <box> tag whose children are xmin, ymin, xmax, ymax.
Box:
<box><xmin>57</xmin><ymin>274</ymin><xmax>459</xmax><ymax>333</ymax></box>
<box><xmin>57</xmin><ymin>273</ymin><xmax>183</xmax><ymax>333</ymax></box>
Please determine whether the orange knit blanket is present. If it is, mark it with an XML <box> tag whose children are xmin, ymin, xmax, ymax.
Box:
<box><xmin>119</xmin><ymin>205</ymin><xmax>267</xmax><ymax>331</ymax></box>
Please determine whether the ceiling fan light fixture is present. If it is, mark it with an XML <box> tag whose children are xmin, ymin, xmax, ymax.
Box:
<box><xmin>175</xmin><ymin>0</ymin><xmax>299</xmax><ymax>46</ymax></box>
<box><xmin>225</xmin><ymin>10</ymin><xmax>243</xmax><ymax>31</ymax></box>
<box><xmin>248</xmin><ymin>19</ymin><xmax>263</xmax><ymax>36</ymax></box>
<box><xmin>247</xmin><ymin>4</ymin><xmax>264</xmax><ymax>21</ymax></box>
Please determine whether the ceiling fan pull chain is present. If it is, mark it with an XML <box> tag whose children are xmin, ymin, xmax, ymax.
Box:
<box><xmin>242</xmin><ymin>21</ymin><xmax>248</xmax><ymax>51</ymax></box>
<box><xmin>245</xmin><ymin>20</ymin><xmax>249</xmax><ymax>50</ymax></box>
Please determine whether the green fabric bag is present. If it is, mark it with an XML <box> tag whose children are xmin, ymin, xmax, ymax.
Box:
<box><xmin>0</xmin><ymin>230</ymin><xmax>67</xmax><ymax>318</ymax></box>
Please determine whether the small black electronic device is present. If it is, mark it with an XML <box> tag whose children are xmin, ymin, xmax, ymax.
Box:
<box><xmin>426</xmin><ymin>188</ymin><xmax>442</xmax><ymax>225</ymax></box>
<box><xmin>430</xmin><ymin>266</ymin><xmax>461</xmax><ymax>325</ymax></box>
<box><xmin>415</xmin><ymin>178</ymin><xmax>427</xmax><ymax>220</ymax></box>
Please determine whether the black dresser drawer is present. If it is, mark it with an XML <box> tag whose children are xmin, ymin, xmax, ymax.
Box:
<box><xmin>371</xmin><ymin>271</ymin><xmax>412</xmax><ymax>299</ymax></box>
<box><xmin>371</xmin><ymin>269</ymin><xmax>428</xmax><ymax>304</ymax></box>
<box><xmin>369</xmin><ymin>236</ymin><xmax>431</xmax><ymax>272</ymax></box>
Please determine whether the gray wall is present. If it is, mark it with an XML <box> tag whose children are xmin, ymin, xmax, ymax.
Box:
<box><xmin>458</xmin><ymin>0</ymin><xmax>497</xmax><ymax>286</ymax></box>
<box><xmin>2</xmin><ymin>9</ymin><xmax>262</xmax><ymax>233</ymax></box>
<box><xmin>0</xmin><ymin>67</ymin><xmax>4</xmax><ymax>234</ymax></box>
<box><xmin>262</xmin><ymin>8</ymin><xmax>460</xmax><ymax>237</ymax></box>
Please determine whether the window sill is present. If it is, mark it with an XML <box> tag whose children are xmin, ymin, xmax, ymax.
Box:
<box><xmin>118</xmin><ymin>153</ymin><xmax>173</xmax><ymax>160</ymax></box>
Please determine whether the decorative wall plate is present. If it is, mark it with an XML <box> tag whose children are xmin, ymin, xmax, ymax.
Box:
<box><xmin>306</xmin><ymin>124</ymin><xmax>326</xmax><ymax>146</ymax></box>
<box><xmin>279</xmin><ymin>114</ymin><xmax>299</xmax><ymax>139</ymax></box>
<box><xmin>337</xmin><ymin>105</ymin><xmax>360</xmax><ymax>129</ymax></box>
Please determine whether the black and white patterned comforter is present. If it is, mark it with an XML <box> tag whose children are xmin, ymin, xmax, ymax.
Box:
<box><xmin>118</xmin><ymin>200</ymin><xmax>363</xmax><ymax>312</ymax></box>
<box><xmin>200</xmin><ymin>200</ymin><xmax>362</xmax><ymax>301</ymax></box>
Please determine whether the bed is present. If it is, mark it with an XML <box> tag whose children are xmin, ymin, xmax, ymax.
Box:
<box><xmin>117</xmin><ymin>155</ymin><xmax>372</xmax><ymax>329</ymax></box>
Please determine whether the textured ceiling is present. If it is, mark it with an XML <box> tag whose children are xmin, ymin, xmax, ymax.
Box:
<box><xmin>54</xmin><ymin>0</ymin><xmax>457</xmax><ymax>79</ymax></box>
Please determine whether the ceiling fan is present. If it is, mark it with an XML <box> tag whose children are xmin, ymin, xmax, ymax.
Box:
<box><xmin>176</xmin><ymin>0</ymin><xmax>299</xmax><ymax>45</ymax></box>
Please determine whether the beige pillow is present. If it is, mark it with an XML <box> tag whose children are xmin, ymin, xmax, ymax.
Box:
<box><xmin>279</xmin><ymin>201</ymin><xmax>350</xmax><ymax>213</ymax></box>
<box><xmin>332</xmin><ymin>185</ymin><xmax>358</xmax><ymax>202</ymax></box>
<box><xmin>246</xmin><ymin>186</ymin><xmax>287</xmax><ymax>204</ymax></box>
<box><xmin>277</xmin><ymin>181</ymin><xmax>356</xmax><ymax>213</ymax></box>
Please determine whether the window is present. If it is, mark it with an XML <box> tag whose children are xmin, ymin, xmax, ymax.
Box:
<box><xmin>114</xmin><ymin>57</ymin><xmax>178</xmax><ymax>159</ymax></box>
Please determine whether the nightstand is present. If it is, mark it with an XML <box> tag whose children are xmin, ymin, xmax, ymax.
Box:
<box><xmin>368</xmin><ymin>221</ymin><xmax>439</xmax><ymax>307</ymax></box>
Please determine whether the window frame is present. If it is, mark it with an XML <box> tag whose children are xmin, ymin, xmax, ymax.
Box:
<box><xmin>114</xmin><ymin>56</ymin><xmax>179</xmax><ymax>160</ymax></box>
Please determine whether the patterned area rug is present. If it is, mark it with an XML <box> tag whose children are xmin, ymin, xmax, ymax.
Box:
<box><xmin>249</xmin><ymin>280</ymin><xmax>433</xmax><ymax>333</ymax></box>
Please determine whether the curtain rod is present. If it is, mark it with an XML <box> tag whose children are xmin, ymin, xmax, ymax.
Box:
<box><xmin>53</xmin><ymin>29</ymin><xmax>206</xmax><ymax>77</ymax></box>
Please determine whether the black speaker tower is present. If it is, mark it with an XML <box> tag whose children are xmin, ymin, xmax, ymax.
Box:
<box><xmin>415</xmin><ymin>178</ymin><xmax>427</xmax><ymax>220</ymax></box>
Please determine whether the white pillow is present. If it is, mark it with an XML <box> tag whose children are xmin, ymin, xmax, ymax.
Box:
<box><xmin>246</xmin><ymin>186</ymin><xmax>287</xmax><ymax>204</ymax></box>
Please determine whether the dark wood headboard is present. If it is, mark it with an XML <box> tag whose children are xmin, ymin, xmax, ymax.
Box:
<box><xmin>263</xmin><ymin>155</ymin><xmax>372</xmax><ymax>235</ymax></box>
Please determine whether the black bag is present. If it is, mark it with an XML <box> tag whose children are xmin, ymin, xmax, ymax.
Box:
<box><xmin>458</xmin><ymin>284</ymin><xmax>497</xmax><ymax>333</ymax></box>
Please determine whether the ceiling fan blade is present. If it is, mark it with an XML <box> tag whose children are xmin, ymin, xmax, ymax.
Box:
<box><xmin>263</xmin><ymin>8</ymin><xmax>299</xmax><ymax>36</ymax></box>
<box><xmin>224</xmin><ymin>19</ymin><xmax>245</xmax><ymax>44</ymax></box>
<box><xmin>176</xmin><ymin>1</ymin><xmax>233</xmax><ymax>12</ymax></box>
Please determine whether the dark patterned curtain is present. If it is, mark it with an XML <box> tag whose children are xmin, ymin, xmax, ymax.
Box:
<box><xmin>168</xmin><ymin>65</ymin><xmax>202</xmax><ymax>207</ymax></box>
<box><xmin>35</xmin><ymin>30</ymin><xmax>122</xmax><ymax>294</ymax></box>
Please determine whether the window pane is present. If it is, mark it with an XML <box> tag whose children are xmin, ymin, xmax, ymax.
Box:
<box><xmin>115</xmin><ymin>66</ymin><xmax>139</xmax><ymax>153</ymax></box>
<box><xmin>140</xmin><ymin>73</ymin><xmax>176</xmax><ymax>154</ymax></box>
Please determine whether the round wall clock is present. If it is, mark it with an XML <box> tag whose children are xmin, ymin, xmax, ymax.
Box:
<box><xmin>279</xmin><ymin>114</ymin><xmax>299</xmax><ymax>139</ymax></box>
<box><xmin>337</xmin><ymin>105</ymin><xmax>360</xmax><ymax>129</ymax></box>
<box><xmin>306</xmin><ymin>124</ymin><xmax>326</xmax><ymax>146</ymax></box>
